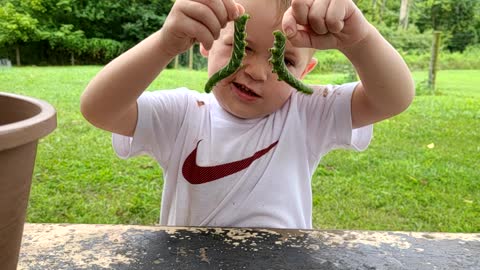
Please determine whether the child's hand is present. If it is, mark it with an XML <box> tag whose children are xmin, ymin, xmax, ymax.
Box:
<box><xmin>160</xmin><ymin>0</ymin><xmax>244</xmax><ymax>57</ymax></box>
<box><xmin>282</xmin><ymin>0</ymin><xmax>371</xmax><ymax>50</ymax></box>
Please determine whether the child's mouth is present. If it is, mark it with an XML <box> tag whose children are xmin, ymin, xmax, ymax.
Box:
<box><xmin>232</xmin><ymin>82</ymin><xmax>260</xmax><ymax>98</ymax></box>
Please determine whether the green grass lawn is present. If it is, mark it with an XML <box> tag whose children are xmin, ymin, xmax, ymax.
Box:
<box><xmin>0</xmin><ymin>67</ymin><xmax>478</xmax><ymax>232</ymax></box>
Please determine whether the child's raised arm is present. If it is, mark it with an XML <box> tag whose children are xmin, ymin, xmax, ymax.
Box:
<box><xmin>80</xmin><ymin>0</ymin><xmax>243</xmax><ymax>136</ymax></box>
<box><xmin>282</xmin><ymin>0</ymin><xmax>415</xmax><ymax>128</ymax></box>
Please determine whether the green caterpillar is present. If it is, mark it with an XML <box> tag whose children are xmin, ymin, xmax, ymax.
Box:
<box><xmin>269</xmin><ymin>30</ymin><xmax>314</xmax><ymax>95</ymax></box>
<box><xmin>204</xmin><ymin>14</ymin><xmax>250</xmax><ymax>93</ymax></box>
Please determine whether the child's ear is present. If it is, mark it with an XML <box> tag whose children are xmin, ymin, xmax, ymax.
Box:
<box><xmin>200</xmin><ymin>44</ymin><xmax>209</xmax><ymax>57</ymax></box>
<box><xmin>300</xmin><ymin>58</ymin><xmax>318</xmax><ymax>79</ymax></box>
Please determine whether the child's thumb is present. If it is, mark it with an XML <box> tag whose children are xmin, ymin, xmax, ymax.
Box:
<box><xmin>235</xmin><ymin>3</ymin><xmax>245</xmax><ymax>17</ymax></box>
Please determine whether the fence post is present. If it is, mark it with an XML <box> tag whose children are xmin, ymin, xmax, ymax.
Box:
<box><xmin>188</xmin><ymin>46</ymin><xmax>194</xmax><ymax>70</ymax></box>
<box><xmin>428</xmin><ymin>31</ymin><xmax>441</xmax><ymax>92</ymax></box>
<box><xmin>173</xmin><ymin>55</ymin><xmax>178</xmax><ymax>69</ymax></box>
<box><xmin>15</xmin><ymin>45</ymin><xmax>21</xmax><ymax>66</ymax></box>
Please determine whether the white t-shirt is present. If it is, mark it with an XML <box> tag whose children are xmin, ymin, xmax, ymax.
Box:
<box><xmin>112</xmin><ymin>83</ymin><xmax>372</xmax><ymax>229</ymax></box>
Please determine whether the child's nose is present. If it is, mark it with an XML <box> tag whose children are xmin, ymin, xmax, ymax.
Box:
<box><xmin>243</xmin><ymin>56</ymin><xmax>270</xmax><ymax>81</ymax></box>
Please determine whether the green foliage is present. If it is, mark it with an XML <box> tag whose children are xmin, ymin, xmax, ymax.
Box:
<box><xmin>475</xmin><ymin>6</ymin><xmax>480</xmax><ymax>45</ymax></box>
<box><xmin>0</xmin><ymin>2</ymin><xmax>39</xmax><ymax>46</ymax></box>
<box><xmin>414</xmin><ymin>79</ymin><xmax>433</xmax><ymax>96</ymax></box>
<box><xmin>377</xmin><ymin>24</ymin><xmax>432</xmax><ymax>53</ymax></box>
<box><xmin>358</xmin><ymin>0</ymin><xmax>480</xmax><ymax>53</ymax></box>
<box><xmin>414</xmin><ymin>0</ymin><xmax>478</xmax><ymax>52</ymax></box>
<box><xmin>71</xmin><ymin>0</ymin><xmax>172</xmax><ymax>41</ymax></box>
<box><xmin>166</xmin><ymin>44</ymin><xmax>207</xmax><ymax>71</ymax></box>
<box><xmin>1</xmin><ymin>0</ymin><xmax>479</xmax><ymax>65</ymax></box>
<box><xmin>400</xmin><ymin>45</ymin><xmax>480</xmax><ymax>71</ymax></box>
<box><xmin>355</xmin><ymin>0</ymin><xmax>401</xmax><ymax>27</ymax></box>
<box><xmin>311</xmin><ymin>50</ymin><xmax>351</xmax><ymax>73</ymax></box>
<box><xmin>415</xmin><ymin>0</ymin><xmax>452</xmax><ymax>31</ymax></box>
<box><xmin>311</xmin><ymin>45</ymin><xmax>480</xmax><ymax>74</ymax></box>
<box><xmin>0</xmin><ymin>0</ymin><xmax>173</xmax><ymax>64</ymax></box>
<box><xmin>44</xmin><ymin>24</ymin><xmax>84</xmax><ymax>52</ymax></box>
<box><xmin>448</xmin><ymin>25</ymin><xmax>477</xmax><ymax>53</ymax></box>
<box><xmin>120</xmin><ymin>5</ymin><xmax>167</xmax><ymax>41</ymax></box>
<box><xmin>330</xmin><ymin>64</ymin><xmax>358</xmax><ymax>85</ymax></box>
<box><xmin>84</xmin><ymin>38</ymin><xmax>128</xmax><ymax>61</ymax></box>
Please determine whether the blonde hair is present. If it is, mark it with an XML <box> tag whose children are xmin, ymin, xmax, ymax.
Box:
<box><xmin>273</xmin><ymin>0</ymin><xmax>292</xmax><ymax>24</ymax></box>
<box><xmin>278</xmin><ymin>0</ymin><xmax>292</xmax><ymax>15</ymax></box>
<box><xmin>280</xmin><ymin>0</ymin><xmax>292</xmax><ymax>10</ymax></box>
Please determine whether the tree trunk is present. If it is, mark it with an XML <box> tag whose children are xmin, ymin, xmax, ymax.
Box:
<box><xmin>15</xmin><ymin>45</ymin><xmax>21</xmax><ymax>66</ymax></box>
<box><xmin>70</xmin><ymin>52</ymin><xmax>75</xmax><ymax>66</ymax></box>
<box><xmin>428</xmin><ymin>31</ymin><xmax>441</xmax><ymax>92</ymax></box>
<box><xmin>399</xmin><ymin>0</ymin><xmax>409</xmax><ymax>29</ymax></box>
<box><xmin>371</xmin><ymin>0</ymin><xmax>377</xmax><ymax>22</ymax></box>
<box><xmin>379</xmin><ymin>0</ymin><xmax>387</xmax><ymax>23</ymax></box>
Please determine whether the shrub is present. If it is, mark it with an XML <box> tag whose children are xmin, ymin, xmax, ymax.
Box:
<box><xmin>377</xmin><ymin>25</ymin><xmax>433</xmax><ymax>53</ymax></box>
<box><xmin>83</xmin><ymin>38</ymin><xmax>128</xmax><ymax>62</ymax></box>
<box><xmin>311</xmin><ymin>44</ymin><xmax>480</xmax><ymax>74</ymax></box>
<box><xmin>312</xmin><ymin>50</ymin><xmax>351</xmax><ymax>73</ymax></box>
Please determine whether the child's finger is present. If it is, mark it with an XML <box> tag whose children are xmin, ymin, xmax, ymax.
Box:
<box><xmin>192</xmin><ymin>0</ymin><xmax>229</xmax><ymax>27</ymax></box>
<box><xmin>308</xmin><ymin>0</ymin><xmax>330</xmax><ymax>35</ymax></box>
<box><xmin>292</xmin><ymin>30</ymin><xmax>337</xmax><ymax>50</ymax></box>
<box><xmin>283</xmin><ymin>9</ymin><xmax>317</xmax><ymax>48</ymax></box>
<box><xmin>222</xmin><ymin>0</ymin><xmax>242</xmax><ymax>20</ymax></box>
<box><xmin>184</xmin><ymin>2</ymin><xmax>222</xmax><ymax>40</ymax></box>
<box><xmin>235</xmin><ymin>3</ymin><xmax>245</xmax><ymax>16</ymax></box>
<box><xmin>291</xmin><ymin>0</ymin><xmax>313</xmax><ymax>25</ymax></box>
<box><xmin>187</xmin><ymin>20</ymin><xmax>216</xmax><ymax>50</ymax></box>
<box><xmin>286</xmin><ymin>28</ymin><xmax>313</xmax><ymax>48</ymax></box>
<box><xmin>325</xmin><ymin>0</ymin><xmax>346</xmax><ymax>33</ymax></box>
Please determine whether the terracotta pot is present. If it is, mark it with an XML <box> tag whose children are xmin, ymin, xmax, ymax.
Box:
<box><xmin>0</xmin><ymin>92</ymin><xmax>56</xmax><ymax>269</ymax></box>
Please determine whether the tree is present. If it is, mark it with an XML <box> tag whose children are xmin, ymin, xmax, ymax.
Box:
<box><xmin>378</xmin><ymin>0</ymin><xmax>388</xmax><ymax>23</ymax></box>
<box><xmin>0</xmin><ymin>2</ymin><xmax>39</xmax><ymax>65</ymax></box>
<box><xmin>354</xmin><ymin>0</ymin><xmax>400</xmax><ymax>27</ymax></box>
<box><xmin>446</xmin><ymin>1</ymin><xmax>477</xmax><ymax>52</ymax></box>
<box><xmin>46</xmin><ymin>24</ymin><xmax>86</xmax><ymax>65</ymax></box>
<box><xmin>399</xmin><ymin>0</ymin><xmax>410</xmax><ymax>29</ymax></box>
<box><xmin>415</xmin><ymin>0</ymin><xmax>478</xmax><ymax>52</ymax></box>
<box><xmin>71</xmin><ymin>0</ymin><xmax>172</xmax><ymax>43</ymax></box>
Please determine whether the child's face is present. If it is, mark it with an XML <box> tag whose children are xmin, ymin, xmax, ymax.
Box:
<box><xmin>203</xmin><ymin>0</ymin><xmax>316</xmax><ymax>119</ymax></box>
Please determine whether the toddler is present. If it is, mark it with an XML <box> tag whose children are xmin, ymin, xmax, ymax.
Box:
<box><xmin>81</xmin><ymin>0</ymin><xmax>414</xmax><ymax>229</ymax></box>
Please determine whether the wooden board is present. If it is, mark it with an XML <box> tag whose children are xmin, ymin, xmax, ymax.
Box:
<box><xmin>19</xmin><ymin>223</ymin><xmax>480</xmax><ymax>269</ymax></box>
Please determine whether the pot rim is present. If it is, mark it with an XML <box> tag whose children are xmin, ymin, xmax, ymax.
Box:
<box><xmin>0</xmin><ymin>92</ymin><xmax>57</xmax><ymax>151</ymax></box>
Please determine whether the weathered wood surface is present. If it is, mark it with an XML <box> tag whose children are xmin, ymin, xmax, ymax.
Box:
<box><xmin>19</xmin><ymin>223</ymin><xmax>480</xmax><ymax>270</ymax></box>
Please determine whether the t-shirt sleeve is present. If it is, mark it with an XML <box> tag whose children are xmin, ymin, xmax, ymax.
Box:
<box><xmin>300</xmin><ymin>82</ymin><xmax>373</xmax><ymax>157</ymax></box>
<box><xmin>112</xmin><ymin>88</ymin><xmax>189</xmax><ymax>166</ymax></box>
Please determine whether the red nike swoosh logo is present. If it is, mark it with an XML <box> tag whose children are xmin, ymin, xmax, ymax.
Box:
<box><xmin>182</xmin><ymin>140</ymin><xmax>279</xmax><ymax>185</ymax></box>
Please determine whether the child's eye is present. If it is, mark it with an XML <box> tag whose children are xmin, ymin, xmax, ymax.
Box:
<box><xmin>284</xmin><ymin>58</ymin><xmax>295</xmax><ymax>66</ymax></box>
<box><xmin>246</xmin><ymin>46</ymin><xmax>253</xmax><ymax>52</ymax></box>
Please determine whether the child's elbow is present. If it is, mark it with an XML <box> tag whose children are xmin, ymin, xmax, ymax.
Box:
<box><xmin>79</xmin><ymin>91</ymin><xmax>99</xmax><ymax>126</ymax></box>
<box><xmin>388</xmin><ymin>77</ymin><xmax>415</xmax><ymax>117</ymax></box>
<box><xmin>398</xmin><ymin>80</ymin><xmax>416</xmax><ymax>113</ymax></box>
<box><xmin>80</xmin><ymin>92</ymin><xmax>89</xmax><ymax>118</ymax></box>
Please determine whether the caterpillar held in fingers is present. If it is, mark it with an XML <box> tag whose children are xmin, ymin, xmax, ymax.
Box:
<box><xmin>204</xmin><ymin>14</ymin><xmax>250</xmax><ymax>93</ymax></box>
<box><xmin>269</xmin><ymin>30</ymin><xmax>314</xmax><ymax>95</ymax></box>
